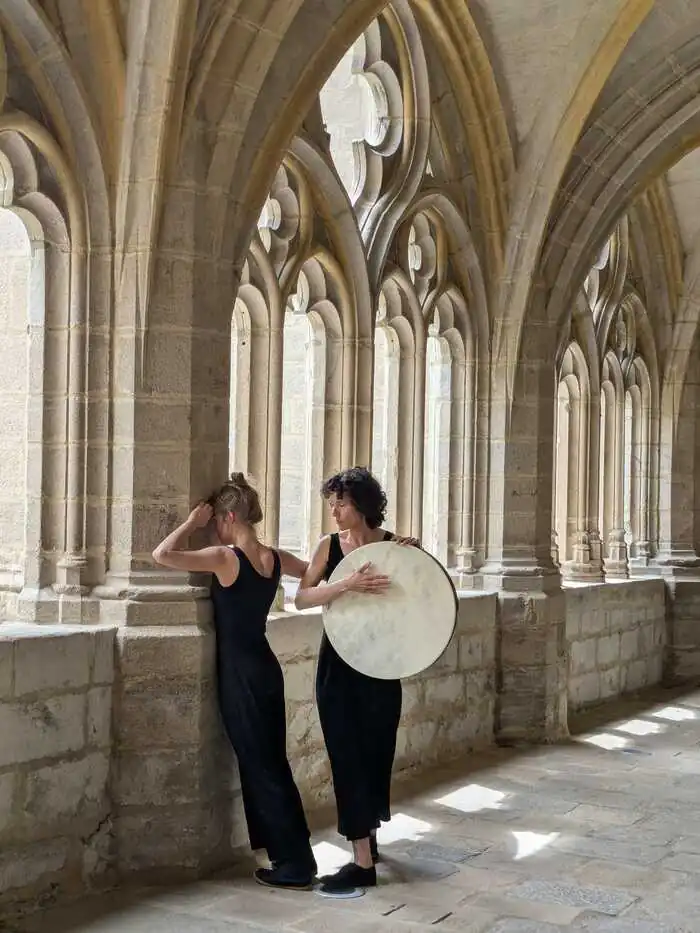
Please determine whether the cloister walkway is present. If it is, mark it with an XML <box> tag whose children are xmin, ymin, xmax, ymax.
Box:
<box><xmin>6</xmin><ymin>688</ymin><xmax>700</xmax><ymax>933</ymax></box>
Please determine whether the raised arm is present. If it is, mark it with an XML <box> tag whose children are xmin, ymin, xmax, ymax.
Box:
<box><xmin>294</xmin><ymin>536</ymin><xmax>390</xmax><ymax>610</ymax></box>
<box><xmin>278</xmin><ymin>550</ymin><xmax>309</xmax><ymax>579</ymax></box>
<box><xmin>152</xmin><ymin>503</ymin><xmax>239</xmax><ymax>586</ymax></box>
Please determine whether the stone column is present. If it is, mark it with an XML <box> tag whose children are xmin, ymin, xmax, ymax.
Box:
<box><xmin>604</xmin><ymin>386</ymin><xmax>629</xmax><ymax>579</ymax></box>
<box><xmin>569</xmin><ymin>387</ymin><xmax>604</xmax><ymax>582</ymax></box>
<box><xmin>484</xmin><ymin>294</ymin><xmax>568</xmax><ymax>745</ymax></box>
<box><xmin>100</xmin><ymin>165</ymin><xmax>244</xmax><ymax>880</ymax></box>
<box><xmin>656</xmin><ymin>357</ymin><xmax>700</xmax><ymax>683</ymax></box>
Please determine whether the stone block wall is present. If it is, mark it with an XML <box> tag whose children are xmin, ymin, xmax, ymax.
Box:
<box><xmin>268</xmin><ymin>592</ymin><xmax>498</xmax><ymax>811</ymax></box>
<box><xmin>664</xmin><ymin>577</ymin><xmax>700</xmax><ymax>682</ymax></box>
<box><xmin>565</xmin><ymin>579</ymin><xmax>666</xmax><ymax>712</ymax></box>
<box><xmin>0</xmin><ymin>623</ymin><xmax>115</xmax><ymax>911</ymax></box>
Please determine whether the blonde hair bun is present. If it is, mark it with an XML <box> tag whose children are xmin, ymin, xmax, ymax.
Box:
<box><xmin>211</xmin><ymin>472</ymin><xmax>263</xmax><ymax>525</ymax></box>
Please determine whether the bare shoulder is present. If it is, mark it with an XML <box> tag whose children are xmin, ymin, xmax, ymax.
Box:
<box><xmin>214</xmin><ymin>546</ymin><xmax>240</xmax><ymax>587</ymax></box>
<box><xmin>300</xmin><ymin>535</ymin><xmax>332</xmax><ymax>588</ymax></box>
<box><xmin>313</xmin><ymin>535</ymin><xmax>333</xmax><ymax>558</ymax></box>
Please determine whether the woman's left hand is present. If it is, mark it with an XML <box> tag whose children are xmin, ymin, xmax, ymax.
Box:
<box><xmin>395</xmin><ymin>535</ymin><xmax>420</xmax><ymax>548</ymax></box>
<box><xmin>187</xmin><ymin>501</ymin><xmax>214</xmax><ymax>529</ymax></box>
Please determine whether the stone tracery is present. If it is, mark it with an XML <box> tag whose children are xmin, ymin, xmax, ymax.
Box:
<box><xmin>554</xmin><ymin>220</ymin><xmax>660</xmax><ymax>583</ymax></box>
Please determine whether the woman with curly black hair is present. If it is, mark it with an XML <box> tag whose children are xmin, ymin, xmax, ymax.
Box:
<box><xmin>295</xmin><ymin>466</ymin><xmax>417</xmax><ymax>894</ymax></box>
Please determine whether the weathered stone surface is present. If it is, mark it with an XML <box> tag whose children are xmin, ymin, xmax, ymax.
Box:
<box><xmin>115</xmin><ymin>627</ymin><xmax>215</xmax><ymax>681</ymax></box>
<box><xmin>0</xmin><ymin>771</ymin><xmax>15</xmax><ymax>835</ymax></box>
<box><xmin>509</xmin><ymin>880</ymin><xmax>637</xmax><ymax>915</ymax></box>
<box><xmin>13</xmin><ymin>631</ymin><xmax>91</xmax><ymax>696</ymax></box>
<box><xmin>91</xmin><ymin>627</ymin><xmax>116</xmax><ymax>685</ymax></box>
<box><xmin>115</xmin><ymin>680</ymin><xmax>215</xmax><ymax>749</ymax></box>
<box><xmin>24</xmin><ymin>753</ymin><xmax>109</xmax><ymax>827</ymax></box>
<box><xmin>0</xmin><ymin>694</ymin><xmax>85</xmax><ymax>768</ymax></box>
<box><xmin>566</xmin><ymin>581</ymin><xmax>666</xmax><ymax>712</ymax></box>
<box><xmin>87</xmin><ymin>686</ymin><xmax>113</xmax><ymax>748</ymax></box>
<box><xmin>0</xmin><ymin>839</ymin><xmax>70</xmax><ymax>892</ymax></box>
<box><xmin>113</xmin><ymin>750</ymin><xmax>206</xmax><ymax>808</ymax></box>
<box><xmin>0</xmin><ymin>639</ymin><xmax>13</xmax><ymax>698</ymax></box>
<box><xmin>113</xmin><ymin>807</ymin><xmax>227</xmax><ymax>874</ymax></box>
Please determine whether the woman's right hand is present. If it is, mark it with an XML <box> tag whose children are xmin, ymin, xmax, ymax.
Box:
<box><xmin>344</xmin><ymin>562</ymin><xmax>390</xmax><ymax>594</ymax></box>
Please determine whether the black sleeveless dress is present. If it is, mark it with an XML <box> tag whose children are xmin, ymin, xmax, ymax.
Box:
<box><xmin>316</xmin><ymin>532</ymin><xmax>403</xmax><ymax>841</ymax></box>
<box><xmin>211</xmin><ymin>548</ymin><xmax>312</xmax><ymax>866</ymax></box>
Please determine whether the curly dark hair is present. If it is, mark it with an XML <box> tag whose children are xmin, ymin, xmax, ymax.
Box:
<box><xmin>321</xmin><ymin>467</ymin><xmax>387</xmax><ymax>530</ymax></box>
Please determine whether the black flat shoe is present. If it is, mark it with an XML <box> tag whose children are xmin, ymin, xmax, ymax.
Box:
<box><xmin>255</xmin><ymin>862</ymin><xmax>314</xmax><ymax>891</ymax></box>
<box><xmin>271</xmin><ymin>853</ymin><xmax>318</xmax><ymax>877</ymax></box>
<box><xmin>319</xmin><ymin>862</ymin><xmax>377</xmax><ymax>894</ymax></box>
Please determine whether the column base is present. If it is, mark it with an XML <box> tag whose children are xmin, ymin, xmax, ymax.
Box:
<box><xmin>111</xmin><ymin>624</ymin><xmax>244</xmax><ymax>880</ymax></box>
<box><xmin>486</xmin><ymin>561</ymin><xmax>568</xmax><ymax>745</ymax></box>
<box><xmin>561</xmin><ymin>562</ymin><xmax>605</xmax><ymax>584</ymax></box>
<box><xmin>16</xmin><ymin>586</ymin><xmax>101</xmax><ymax>625</ymax></box>
<box><xmin>654</xmin><ymin>562</ymin><xmax>700</xmax><ymax>684</ymax></box>
<box><xmin>95</xmin><ymin>571</ymin><xmax>211</xmax><ymax>626</ymax></box>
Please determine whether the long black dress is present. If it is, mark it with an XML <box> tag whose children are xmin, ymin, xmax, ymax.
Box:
<box><xmin>316</xmin><ymin>532</ymin><xmax>403</xmax><ymax>841</ymax></box>
<box><xmin>211</xmin><ymin>548</ymin><xmax>312</xmax><ymax>866</ymax></box>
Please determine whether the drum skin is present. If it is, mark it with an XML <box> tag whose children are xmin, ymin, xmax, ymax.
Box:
<box><xmin>322</xmin><ymin>541</ymin><xmax>458</xmax><ymax>680</ymax></box>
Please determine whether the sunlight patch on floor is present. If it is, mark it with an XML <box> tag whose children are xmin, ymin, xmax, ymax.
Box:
<box><xmin>614</xmin><ymin>719</ymin><xmax>666</xmax><ymax>737</ymax></box>
<box><xmin>435</xmin><ymin>784</ymin><xmax>507</xmax><ymax>814</ymax></box>
<box><xmin>377</xmin><ymin>812</ymin><xmax>432</xmax><ymax>845</ymax></box>
<box><xmin>312</xmin><ymin>841</ymin><xmax>352</xmax><ymax>875</ymax></box>
<box><xmin>511</xmin><ymin>830</ymin><xmax>559</xmax><ymax>861</ymax></box>
<box><xmin>652</xmin><ymin>706</ymin><xmax>697</xmax><ymax>722</ymax></box>
<box><xmin>580</xmin><ymin>732</ymin><xmax>629</xmax><ymax>751</ymax></box>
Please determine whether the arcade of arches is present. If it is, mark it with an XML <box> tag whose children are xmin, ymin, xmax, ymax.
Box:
<box><xmin>5</xmin><ymin>0</ymin><xmax>700</xmax><ymax>912</ymax></box>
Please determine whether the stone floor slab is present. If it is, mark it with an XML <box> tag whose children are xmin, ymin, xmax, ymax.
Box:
<box><xmin>506</xmin><ymin>880</ymin><xmax>637</xmax><ymax>916</ymax></box>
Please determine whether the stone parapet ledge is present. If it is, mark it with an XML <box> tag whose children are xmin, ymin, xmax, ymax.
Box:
<box><xmin>0</xmin><ymin>623</ymin><xmax>116</xmax><ymax>912</ymax></box>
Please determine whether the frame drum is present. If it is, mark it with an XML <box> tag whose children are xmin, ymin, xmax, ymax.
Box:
<box><xmin>323</xmin><ymin>542</ymin><xmax>458</xmax><ymax>680</ymax></box>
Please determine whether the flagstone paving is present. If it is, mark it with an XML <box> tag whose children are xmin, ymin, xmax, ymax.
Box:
<box><xmin>5</xmin><ymin>687</ymin><xmax>700</xmax><ymax>933</ymax></box>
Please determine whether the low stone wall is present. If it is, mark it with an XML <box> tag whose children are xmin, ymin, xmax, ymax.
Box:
<box><xmin>565</xmin><ymin>579</ymin><xmax>666</xmax><ymax>711</ymax></box>
<box><xmin>0</xmin><ymin>623</ymin><xmax>115</xmax><ymax>911</ymax></box>
<box><xmin>268</xmin><ymin>592</ymin><xmax>498</xmax><ymax>812</ymax></box>
<box><xmin>1</xmin><ymin>579</ymin><xmax>677</xmax><ymax>913</ymax></box>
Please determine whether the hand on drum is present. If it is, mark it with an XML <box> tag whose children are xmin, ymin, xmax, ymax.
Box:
<box><xmin>394</xmin><ymin>535</ymin><xmax>421</xmax><ymax>548</ymax></box>
<box><xmin>344</xmin><ymin>562</ymin><xmax>390</xmax><ymax>595</ymax></box>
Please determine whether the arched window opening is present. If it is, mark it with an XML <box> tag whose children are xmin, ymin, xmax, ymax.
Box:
<box><xmin>623</xmin><ymin>390</ymin><xmax>634</xmax><ymax>551</ymax></box>
<box><xmin>552</xmin><ymin>342</ymin><xmax>592</xmax><ymax>579</ymax></box>
<box><xmin>229</xmin><ymin>299</ymin><xmax>252</xmax><ymax>474</ymax></box>
<box><xmin>554</xmin><ymin>382</ymin><xmax>571</xmax><ymax>566</ymax></box>
<box><xmin>599</xmin><ymin>382</ymin><xmax>613</xmax><ymax>565</ymax></box>
<box><xmin>624</xmin><ymin>358</ymin><xmax>653</xmax><ymax>567</ymax></box>
<box><xmin>279</xmin><ymin>275</ymin><xmax>327</xmax><ymax>559</ymax></box>
<box><xmin>372</xmin><ymin>321</ymin><xmax>399</xmax><ymax>530</ymax></box>
<box><xmin>422</xmin><ymin>328</ymin><xmax>452</xmax><ymax>565</ymax></box>
<box><xmin>599</xmin><ymin>355</ymin><xmax>628</xmax><ymax>579</ymax></box>
<box><xmin>0</xmin><ymin>209</ymin><xmax>31</xmax><ymax>604</ymax></box>
<box><xmin>280</xmin><ymin>312</ymin><xmax>313</xmax><ymax>557</ymax></box>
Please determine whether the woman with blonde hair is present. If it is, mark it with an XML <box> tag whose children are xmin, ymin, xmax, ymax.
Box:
<box><xmin>152</xmin><ymin>472</ymin><xmax>316</xmax><ymax>890</ymax></box>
